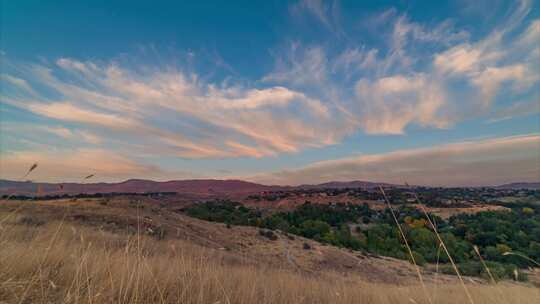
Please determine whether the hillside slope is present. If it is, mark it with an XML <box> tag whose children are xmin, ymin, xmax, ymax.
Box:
<box><xmin>1</xmin><ymin>196</ymin><xmax>539</xmax><ymax>304</ymax></box>
<box><xmin>0</xmin><ymin>179</ymin><xmax>284</xmax><ymax>196</ymax></box>
<box><xmin>495</xmin><ymin>182</ymin><xmax>540</xmax><ymax>190</ymax></box>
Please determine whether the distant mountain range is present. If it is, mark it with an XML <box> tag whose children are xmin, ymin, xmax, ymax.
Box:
<box><xmin>1</xmin><ymin>179</ymin><xmax>538</xmax><ymax>197</ymax></box>
<box><xmin>0</xmin><ymin>179</ymin><xmax>280</xmax><ymax>196</ymax></box>
<box><xmin>0</xmin><ymin>179</ymin><xmax>391</xmax><ymax>196</ymax></box>
<box><xmin>297</xmin><ymin>180</ymin><xmax>395</xmax><ymax>190</ymax></box>
<box><xmin>494</xmin><ymin>182</ymin><xmax>540</xmax><ymax>190</ymax></box>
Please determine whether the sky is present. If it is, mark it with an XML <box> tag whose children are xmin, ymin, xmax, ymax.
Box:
<box><xmin>0</xmin><ymin>0</ymin><xmax>539</xmax><ymax>186</ymax></box>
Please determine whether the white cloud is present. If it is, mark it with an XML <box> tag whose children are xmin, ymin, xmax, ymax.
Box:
<box><xmin>431</xmin><ymin>5</ymin><xmax>539</xmax><ymax>110</ymax></box>
<box><xmin>0</xmin><ymin>74</ymin><xmax>36</xmax><ymax>95</ymax></box>
<box><xmin>266</xmin><ymin>1</ymin><xmax>538</xmax><ymax>136</ymax></box>
<box><xmin>488</xmin><ymin>98</ymin><xmax>540</xmax><ymax>122</ymax></box>
<box><xmin>251</xmin><ymin>134</ymin><xmax>540</xmax><ymax>186</ymax></box>
<box><xmin>2</xmin><ymin>57</ymin><xmax>350</xmax><ymax>159</ymax></box>
<box><xmin>78</xmin><ymin>131</ymin><xmax>102</xmax><ymax>145</ymax></box>
<box><xmin>471</xmin><ymin>64</ymin><xmax>536</xmax><ymax>107</ymax></box>
<box><xmin>517</xmin><ymin>19</ymin><xmax>540</xmax><ymax>47</ymax></box>
<box><xmin>355</xmin><ymin>74</ymin><xmax>449</xmax><ymax>134</ymax></box>
<box><xmin>263</xmin><ymin>45</ymin><xmax>328</xmax><ymax>87</ymax></box>
<box><xmin>1</xmin><ymin>0</ymin><xmax>538</xmax><ymax>184</ymax></box>
<box><xmin>26</xmin><ymin>102</ymin><xmax>137</xmax><ymax>129</ymax></box>
<box><xmin>332</xmin><ymin>48</ymin><xmax>378</xmax><ymax>75</ymax></box>
<box><xmin>380</xmin><ymin>15</ymin><xmax>469</xmax><ymax>74</ymax></box>
<box><xmin>0</xmin><ymin>122</ymin><xmax>102</xmax><ymax>146</ymax></box>
<box><xmin>369</xmin><ymin>4</ymin><xmax>539</xmax><ymax>127</ymax></box>
<box><xmin>290</xmin><ymin>0</ymin><xmax>343</xmax><ymax>36</ymax></box>
<box><xmin>293</xmin><ymin>0</ymin><xmax>331</xmax><ymax>28</ymax></box>
<box><xmin>434</xmin><ymin>44</ymin><xmax>485</xmax><ymax>75</ymax></box>
<box><xmin>41</xmin><ymin>126</ymin><xmax>73</xmax><ymax>139</ymax></box>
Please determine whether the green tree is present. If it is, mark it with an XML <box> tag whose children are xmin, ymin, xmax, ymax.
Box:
<box><xmin>300</xmin><ymin>220</ymin><xmax>331</xmax><ymax>239</ymax></box>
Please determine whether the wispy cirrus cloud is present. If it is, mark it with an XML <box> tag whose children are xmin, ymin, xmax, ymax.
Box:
<box><xmin>262</xmin><ymin>44</ymin><xmax>328</xmax><ymax>87</ymax></box>
<box><xmin>1</xmin><ymin>56</ymin><xmax>351</xmax><ymax>160</ymax></box>
<box><xmin>0</xmin><ymin>122</ymin><xmax>102</xmax><ymax>146</ymax></box>
<box><xmin>1</xmin><ymin>0</ymin><xmax>538</xmax><ymax>184</ymax></box>
<box><xmin>37</xmin><ymin>126</ymin><xmax>102</xmax><ymax>145</ymax></box>
<box><xmin>488</xmin><ymin>99</ymin><xmax>540</xmax><ymax>123</ymax></box>
<box><xmin>433</xmin><ymin>8</ymin><xmax>539</xmax><ymax>110</ymax></box>
<box><xmin>2</xmin><ymin>1</ymin><xmax>536</xmax><ymax>161</ymax></box>
<box><xmin>354</xmin><ymin>74</ymin><xmax>450</xmax><ymax>134</ymax></box>
<box><xmin>289</xmin><ymin>0</ymin><xmax>344</xmax><ymax>37</ymax></box>
<box><xmin>266</xmin><ymin>0</ymin><xmax>539</xmax><ymax>135</ymax></box>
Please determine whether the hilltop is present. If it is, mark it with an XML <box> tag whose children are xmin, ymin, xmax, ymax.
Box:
<box><xmin>0</xmin><ymin>179</ymin><xmax>284</xmax><ymax>197</ymax></box>
<box><xmin>495</xmin><ymin>182</ymin><xmax>540</xmax><ymax>190</ymax></box>
<box><xmin>3</xmin><ymin>178</ymin><xmax>539</xmax><ymax>197</ymax></box>
<box><xmin>0</xmin><ymin>178</ymin><xmax>393</xmax><ymax>197</ymax></box>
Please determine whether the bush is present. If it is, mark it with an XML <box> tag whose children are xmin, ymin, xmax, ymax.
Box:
<box><xmin>410</xmin><ymin>251</ymin><xmax>426</xmax><ymax>266</ymax></box>
<box><xmin>259</xmin><ymin>229</ymin><xmax>277</xmax><ymax>241</ymax></box>
<box><xmin>441</xmin><ymin>262</ymin><xmax>482</xmax><ymax>277</ymax></box>
<box><xmin>515</xmin><ymin>270</ymin><xmax>528</xmax><ymax>282</ymax></box>
<box><xmin>300</xmin><ymin>220</ymin><xmax>331</xmax><ymax>239</ymax></box>
<box><xmin>183</xmin><ymin>198</ymin><xmax>540</xmax><ymax>280</ymax></box>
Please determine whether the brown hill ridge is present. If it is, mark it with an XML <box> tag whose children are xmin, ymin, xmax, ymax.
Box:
<box><xmin>0</xmin><ymin>178</ymin><xmax>395</xmax><ymax>196</ymax></box>
<box><xmin>0</xmin><ymin>179</ymin><xmax>283</xmax><ymax>196</ymax></box>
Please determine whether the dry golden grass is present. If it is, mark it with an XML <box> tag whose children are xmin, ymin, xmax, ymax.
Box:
<box><xmin>379</xmin><ymin>186</ymin><xmax>432</xmax><ymax>304</ymax></box>
<box><xmin>406</xmin><ymin>187</ymin><xmax>474</xmax><ymax>304</ymax></box>
<box><xmin>1</xmin><ymin>215</ymin><xmax>539</xmax><ymax>304</ymax></box>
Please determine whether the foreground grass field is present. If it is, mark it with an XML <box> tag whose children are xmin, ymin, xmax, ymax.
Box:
<box><xmin>1</xmin><ymin>212</ymin><xmax>538</xmax><ymax>304</ymax></box>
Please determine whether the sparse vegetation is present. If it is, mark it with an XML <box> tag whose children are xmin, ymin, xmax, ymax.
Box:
<box><xmin>185</xmin><ymin>200</ymin><xmax>539</xmax><ymax>281</ymax></box>
<box><xmin>1</xmin><ymin>213</ymin><xmax>539</xmax><ymax>304</ymax></box>
<box><xmin>1</xmin><ymin>185</ymin><xmax>539</xmax><ymax>303</ymax></box>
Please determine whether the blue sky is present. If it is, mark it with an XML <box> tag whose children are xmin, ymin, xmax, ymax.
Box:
<box><xmin>1</xmin><ymin>0</ymin><xmax>539</xmax><ymax>186</ymax></box>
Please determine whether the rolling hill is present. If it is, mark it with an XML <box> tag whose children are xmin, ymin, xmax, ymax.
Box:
<box><xmin>2</xmin><ymin>178</ymin><xmax>537</xmax><ymax>196</ymax></box>
<box><xmin>0</xmin><ymin>178</ymin><xmax>397</xmax><ymax>196</ymax></box>
<box><xmin>495</xmin><ymin>182</ymin><xmax>540</xmax><ymax>190</ymax></box>
<box><xmin>0</xmin><ymin>179</ymin><xmax>283</xmax><ymax>196</ymax></box>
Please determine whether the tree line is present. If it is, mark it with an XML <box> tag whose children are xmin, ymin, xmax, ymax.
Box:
<box><xmin>185</xmin><ymin>200</ymin><xmax>539</xmax><ymax>281</ymax></box>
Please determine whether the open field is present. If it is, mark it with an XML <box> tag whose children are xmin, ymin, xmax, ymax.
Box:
<box><xmin>241</xmin><ymin>191</ymin><xmax>512</xmax><ymax>219</ymax></box>
<box><xmin>412</xmin><ymin>204</ymin><xmax>510</xmax><ymax>220</ymax></box>
<box><xmin>1</xmin><ymin>197</ymin><xmax>539</xmax><ymax>303</ymax></box>
<box><xmin>0</xmin><ymin>198</ymin><xmax>451</xmax><ymax>285</ymax></box>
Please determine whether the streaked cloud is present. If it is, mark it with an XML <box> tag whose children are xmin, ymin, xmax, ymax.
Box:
<box><xmin>355</xmin><ymin>74</ymin><xmax>449</xmax><ymax>134</ymax></box>
<box><xmin>0</xmin><ymin>0</ymin><xmax>538</xmax><ymax>184</ymax></box>
<box><xmin>265</xmin><ymin>1</ymin><xmax>539</xmax><ymax>135</ymax></box>
<box><xmin>27</xmin><ymin>102</ymin><xmax>137</xmax><ymax>129</ymax></box>
<box><xmin>1</xmin><ymin>57</ymin><xmax>349</xmax><ymax>159</ymax></box>
<box><xmin>252</xmin><ymin>134</ymin><xmax>540</xmax><ymax>187</ymax></box>
<box><xmin>488</xmin><ymin>99</ymin><xmax>540</xmax><ymax>123</ymax></box>
<box><xmin>0</xmin><ymin>148</ymin><xmax>185</xmax><ymax>182</ymax></box>
<box><xmin>290</xmin><ymin>0</ymin><xmax>344</xmax><ymax>36</ymax></box>
<box><xmin>0</xmin><ymin>122</ymin><xmax>102</xmax><ymax>146</ymax></box>
<box><xmin>263</xmin><ymin>45</ymin><xmax>328</xmax><ymax>87</ymax></box>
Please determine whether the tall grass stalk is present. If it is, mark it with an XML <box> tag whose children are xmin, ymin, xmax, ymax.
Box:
<box><xmin>502</xmin><ymin>252</ymin><xmax>540</xmax><ymax>267</ymax></box>
<box><xmin>0</xmin><ymin>162</ymin><xmax>40</xmax><ymax>228</ymax></box>
<box><xmin>473</xmin><ymin>245</ymin><xmax>497</xmax><ymax>284</ymax></box>
<box><xmin>378</xmin><ymin>186</ymin><xmax>433</xmax><ymax>304</ymax></box>
<box><xmin>2</xmin><ymin>210</ymin><xmax>539</xmax><ymax>303</ymax></box>
<box><xmin>407</xmin><ymin>188</ymin><xmax>475</xmax><ymax>304</ymax></box>
<box><xmin>432</xmin><ymin>243</ymin><xmax>442</xmax><ymax>303</ymax></box>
